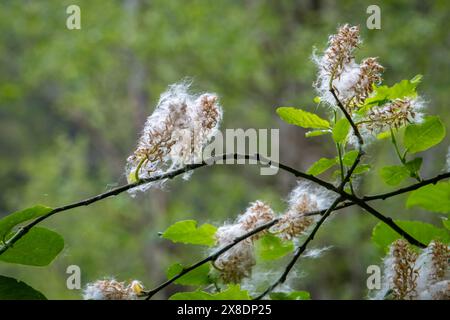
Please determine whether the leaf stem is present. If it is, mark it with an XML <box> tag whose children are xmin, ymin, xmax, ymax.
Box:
<box><xmin>134</xmin><ymin>157</ymin><xmax>148</xmax><ymax>182</ymax></box>
<box><xmin>390</xmin><ymin>128</ymin><xmax>405</xmax><ymax>164</ymax></box>
<box><xmin>336</xmin><ymin>143</ymin><xmax>345</xmax><ymax>183</ymax></box>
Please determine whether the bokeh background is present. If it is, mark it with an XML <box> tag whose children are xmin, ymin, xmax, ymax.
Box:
<box><xmin>0</xmin><ymin>0</ymin><xmax>449</xmax><ymax>299</ymax></box>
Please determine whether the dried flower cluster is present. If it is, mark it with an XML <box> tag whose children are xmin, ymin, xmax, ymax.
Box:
<box><xmin>386</xmin><ymin>239</ymin><xmax>419</xmax><ymax>300</ymax></box>
<box><xmin>320</xmin><ymin>24</ymin><xmax>361</xmax><ymax>82</ymax></box>
<box><xmin>314</xmin><ymin>24</ymin><xmax>383</xmax><ymax>110</ymax></box>
<box><xmin>214</xmin><ymin>224</ymin><xmax>255</xmax><ymax>284</ymax></box>
<box><xmin>237</xmin><ymin>200</ymin><xmax>276</xmax><ymax>239</ymax></box>
<box><xmin>126</xmin><ymin>82</ymin><xmax>222</xmax><ymax>193</ymax></box>
<box><xmin>363</xmin><ymin>98</ymin><xmax>424</xmax><ymax>133</ymax></box>
<box><xmin>214</xmin><ymin>201</ymin><xmax>275</xmax><ymax>283</ymax></box>
<box><xmin>83</xmin><ymin>279</ymin><xmax>144</xmax><ymax>300</ymax></box>
<box><xmin>270</xmin><ymin>183</ymin><xmax>327</xmax><ymax>241</ymax></box>
<box><xmin>377</xmin><ymin>240</ymin><xmax>449</xmax><ymax>300</ymax></box>
<box><xmin>350</xmin><ymin>57</ymin><xmax>384</xmax><ymax>108</ymax></box>
<box><xmin>415</xmin><ymin>241</ymin><xmax>450</xmax><ymax>300</ymax></box>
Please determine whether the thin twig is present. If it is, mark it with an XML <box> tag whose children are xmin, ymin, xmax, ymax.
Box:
<box><xmin>330</xmin><ymin>88</ymin><xmax>363</xmax><ymax>146</ymax></box>
<box><xmin>143</xmin><ymin>203</ymin><xmax>354</xmax><ymax>299</ymax></box>
<box><xmin>330</xmin><ymin>88</ymin><xmax>365</xmax><ymax>188</ymax></box>
<box><xmin>254</xmin><ymin>197</ymin><xmax>344</xmax><ymax>300</ymax></box>
<box><xmin>363</xmin><ymin>172</ymin><xmax>450</xmax><ymax>201</ymax></box>
<box><xmin>144</xmin><ymin>218</ymin><xmax>280</xmax><ymax>299</ymax></box>
<box><xmin>0</xmin><ymin>162</ymin><xmax>202</xmax><ymax>255</ymax></box>
<box><xmin>343</xmin><ymin>193</ymin><xmax>426</xmax><ymax>248</ymax></box>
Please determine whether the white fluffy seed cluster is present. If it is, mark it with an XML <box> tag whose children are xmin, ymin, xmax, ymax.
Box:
<box><xmin>376</xmin><ymin>240</ymin><xmax>449</xmax><ymax>300</ymax></box>
<box><xmin>270</xmin><ymin>182</ymin><xmax>332</xmax><ymax>241</ymax></box>
<box><xmin>126</xmin><ymin>82</ymin><xmax>222</xmax><ymax>193</ymax></box>
<box><xmin>83</xmin><ymin>279</ymin><xmax>144</xmax><ymax>300</ymax></box>
<box><xmin>365</xmin><ymin>98</ymin><xmax>424</xmax><ymax>133</ymax></box>
<box><xmin>213</xmin><ymin>183</ymin><xmax>333</xmax><ymax>284</ymax></box>
<box><xmin>415</xmin><ymin>241</ymin><xmax>450</xmax><ymax>300</ymax></box>
<box><xmin>214</xmin><ymin>201</ymin><xmax>275</xmax><ymax>283</ymax></box>
<box><xmin>314</xmin><ymin>24</ymin><xmax>383</xmax><ymax>110</ymax></box>
<box><xmin>314</xmin><ymin>24</ymin><xmax>425</xmax><ymax>141</ymax></box>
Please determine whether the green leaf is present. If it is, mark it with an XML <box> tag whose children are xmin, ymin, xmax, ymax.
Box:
<box><xmin>363</xmin><ymin>86</ymin><xmax>391</xmax><ymax>107</ymax></box>
<box><xmin>364</xmin><ymin>75</ymin><xmax>422</xmax><ymax>107</ymax></box>
<box><xmin>256</xmin><ymin>234</ymin><xmax>294</xmax><ymax>261</ymax></box>
<box><xmin>305</xmin><ymin>129</ymin><xmax>330</xmax><ymax>138</ymax></box>
<box><xmin>377</xmin><ymin>127</ymin><xmax>406</xmax><ymax>140</ymax></box>
<box><xmin>169</xmin><ymin>291</ymin><xmax>211</xmax><ymax>300</ymax></box>
<box><xmin>405</xmin><ymin>158</ymin><xmax>423</xmax><ymax>175</ymax></box>
<box><xmin>332</xmin><ymin>118</ymin><xmax>350</xmax><ymax>143</ymax></box>
<box><xmin>161</xmin><ymin>220</ymin><xmax>217</xmax><ymax>246</ymax></box>
<box><xmin>277</xmin><ymin>107</ymin><xmax>330</xmax><ymax>129</ymax></box>
<box><xmin>387</xmin><ymin>78</ymin><xmax>421</xmax><ymax>99</ymax></box>
<box><xmin>212</xmin><ymin>285</ymin><xmax>251</xmax><ymax>300</ymax></box>
<box><xmin>331</xmin><ymin>170</ymin><xmax>341</xmax><ymax>180</ymax></box>
<box><xmin>404</xmin><ymin>116</ymin><xmax>446</xmax><ymax>154</ymax></box>
<box><xmin>342</xmin><ymin>150</ymin><xmax>359</xmax><ymax>166</ymax></box>
<box><xmin>372</xmin><ymin>220</ymin><xmax>450</xmax><ymax>252</ymax></box>
<box><xmin>166</xmin><ymin>263</ymin><xmax>211</xmax><ymax>286</ymax></box>
<box><xmin>0</xmin><ymin>205</ymin><xmax>52</xmax><ymax>239</ymax></box>
<box><xmin>352</xmin><ymin>164</ymin><xmax>371</xmax><ymax>175</ymax></box>
<box><xmin>0</xmin><ymin>227</ymin><xmax>64</xmax><ymax>266</ymax></box>
<box><xmin>376</xmin><ymin>130</ymin><xmax>392</xmax><ymax>140</ymax></box>
<box><xmin>379</xmin><ymin>165</ymin><xmax>410</xmax><ymax>186</ymax></box>
<box><xmin>169</xmin><ymin>285</ymin><xmax>251</xmax><ymax>300</ymax></box>
<box><xmin>306</xmin><ymin>158</ymin><xmax>337</xmax><ymax>176</ymax></box>
<box><xmin>270</xmin><ymin>291</ymin><xmax>311</xmax><ymax>300</ymax></box>
<box><xmin>0</xmin><ymin>276</ymin><xmax>46</xmax><ymax>300</ymax></box>
<box><xmin>406</xmin><ymin>182</ymin><xmax>450</xmax><ymax>213</ymax></box>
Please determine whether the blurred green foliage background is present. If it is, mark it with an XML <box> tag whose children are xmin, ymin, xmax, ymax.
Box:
<box><xmin>0</xmin><ymin>0</ymin><xmax>449</xmax><ymax>299</ymax></box>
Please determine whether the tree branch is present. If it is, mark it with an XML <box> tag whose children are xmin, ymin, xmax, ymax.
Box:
<box><xmin>0</xmin><ymin>150</ymin><xmax>431</xmax><ymax>299</ymax></box>
<box><xmin>1</xmin><ymin>154</ymin><xmax>434</xmax><ymax>257</ymax></box>
<box><xmin>0</xmin><ymin>162</ymin><xmax>203</xmax><ymax>255</ymax></box>
<box><xmin>0</xmin><ymin>153</ymin><xmax>336</xmax><ymax>256</ymax></box>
